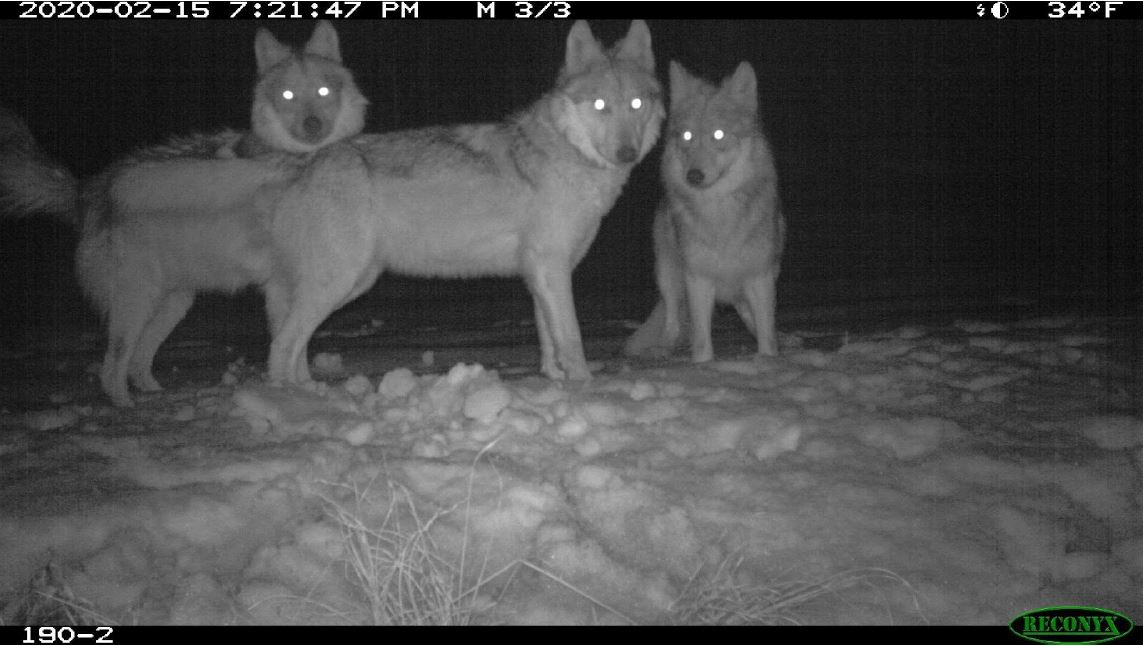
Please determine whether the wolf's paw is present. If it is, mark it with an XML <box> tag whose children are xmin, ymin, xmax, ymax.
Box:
<box><xmin>108</xmin><ymin>389</ymin><xmax>135</xmax><ymax>408</ymax></box>
<box><xmin>562</xmin><ymin>363</ymin><xmax>593</xmax><ymax>381</ymax></box>
<box><xmin>626</xmin><ymin>343</ymin><xmax>674</xmax><ymax>360</ymax></box>
<box><xmin>129</xmin><ymin>373</ymin><xmax>164</xmax><ymax>393</ymax></box>
<box><xmin>543</xmin><ymin>359</ymin><xmax>592</xmax><ymax>382</ymax></box>
<box><xmin>101</xmin><ymin>371</ymin><xmax>135</xmax><ymax>407</ymax></box>
<box><xmin>754</xmin><ymin>338</ymin><xmax>779</xmax><ymax>357</ymax></box>
<box><xmin>623</xmin><ymin>333</ymin><xmax>672</xmax><ymax>357</ymax></box>
<box><xmin>540</xmin><ymin>361</ymin><xmax>565</xmax><ymax>381</ymax></box>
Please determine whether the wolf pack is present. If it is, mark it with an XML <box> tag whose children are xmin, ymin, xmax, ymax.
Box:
<box><xmin>0</xmin><ymin>20</ymin><xmax>785</xmax><ymax>407</ymax></box>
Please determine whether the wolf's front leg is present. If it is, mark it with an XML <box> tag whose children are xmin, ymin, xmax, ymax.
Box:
<box><xmin>684</xmin><ymin>273</ymin><xmax>717</xmax><ymax>363</ymax></box>
<box><xmin>742</xmin><ymin>271</ymin><xmax>778</xmax><ymax>356</ymax></box>
<box><xmin>532</xmin><ymin>298</ymin><xmax>561</xmax><ymax>379</ymax></box>
<box><xmin>657</xmin><ymin>252</ymin><xmax>686</xmax><ymax>352</ymax></box>
<box><xmin>264</xmin><ymin>280</ymin><xmax>292</xmax><ymax>338</ymax></box>
<box><xmin>524</xmin><ymin>258</ymin><xmax>590</xmax><ymax>381</ymax></box>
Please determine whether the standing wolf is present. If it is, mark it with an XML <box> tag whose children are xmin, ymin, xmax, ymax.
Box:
<box><xmin>624</xmin><ymin>61</ymin><xmax>785</xmax><ymax>362</ymax></box>
<box><xmin>0</xmin><ymin>21</ymin><xmax>364</xmax><ymax>407</ymax></box>
<box><xmin>262</xmin><ymin>20</ymin><xmax>664</xmax><ymax>385</ymax></box>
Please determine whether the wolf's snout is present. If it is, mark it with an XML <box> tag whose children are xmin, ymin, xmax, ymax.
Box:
<box><xmin>302</xmin><ymin>115</ymin><xmax>325</xmax><ymax>140</ymax></box>
<box><xmin>617</xmin><ymin>145</ymin><xmax>638</xmax><ymax>164</ymax></box>
<box><xmin>686</xmin><ymin>169</ymin><xmax>705</xmax><ymax>187</ymax></box>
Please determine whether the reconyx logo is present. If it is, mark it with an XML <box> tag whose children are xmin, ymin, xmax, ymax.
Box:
<box><xmin>1010</xmin><ymin>606</ymin><xmax>1135</xmax><ymax>644</ymax></box>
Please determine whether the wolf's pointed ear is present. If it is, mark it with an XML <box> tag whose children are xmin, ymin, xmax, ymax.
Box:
<box><xmin>724</xmin><ymin>61</ymin><xmax>758</xmax><ymax>114</ymax></box>
<box><xmin>613</xmin><ymin>20</ymin><xmax>655</xmax><ymax>72</ymax></box>
<box><xmin>304</xmin><ymin>21</ymin><xmax>342</xmax><ymax>62</ymax></box>
<box><xmin>668</xmin><ymin>60</ymin><xmax>694</xmax><ymax>108</ymax></box>
<box><xmin>254</xmin><ymin>28</ymin><xmax>292</xmax><ymax>73</ymax></box>
<box><xmin>564</xmin><ymin>20</ymin><xmax>605</xmax><ymax>75</ymax></box>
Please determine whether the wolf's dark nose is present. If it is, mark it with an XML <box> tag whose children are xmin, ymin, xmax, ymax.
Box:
<box><xmin>617</xmin><ymin>146</ymin><xmax>637</xmax><ymax>164</ymax></box>
<box><xmin>303</xmin><ymin>116</ymin><xmax>324</xmax><ymax>139</ymax></box>
<box><xmin>686</xmin><ymin>169</ymin><xmax>705</xmax><ymax>186</ymax></box>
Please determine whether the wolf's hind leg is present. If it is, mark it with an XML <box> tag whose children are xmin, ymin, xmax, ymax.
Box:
<box><xmin>102</xmin><ymin>283</ymin><xmax>163</xmax><ymax>406</ymax></box>
<box><xmin>624</xmin><ymin>299</ymin><xmax>667</xmax><ymax>358</ymax></box>
<box><xmin>733</xmin><ymin>300</ymin><xmax>757</xmax><ymax>338</ymax></box>
<box><xmin>128</xmin><ymin>291</ymin><xmax>195</xmax><ymax>392</ymax></box>
<box><xmin>268</xmin><ymin>280</ymin><xmax>352</xmax><ymax>385</ymax></box>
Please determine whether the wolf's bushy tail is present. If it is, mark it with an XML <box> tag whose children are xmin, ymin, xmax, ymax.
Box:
<box><xmin>0</xmin><ymin>107</ymin><xmax>79</xmax><ymax>222</ymax></box>
<box><xmin>624</xmin><ymin>299</ymin><xmax>692</xmax><ymax>357</ymax></box>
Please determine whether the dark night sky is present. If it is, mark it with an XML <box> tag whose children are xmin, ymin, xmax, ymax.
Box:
<box><xmin>0</xmin><ymin>15</ymin><xmax>1140</xmax><ymax>346</ymax></box>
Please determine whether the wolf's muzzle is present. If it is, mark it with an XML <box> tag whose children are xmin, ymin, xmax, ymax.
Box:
<box><xmin>303</xmin><ymin>115</ymin><xmax>325</xmax><ymax>140</ymax></box>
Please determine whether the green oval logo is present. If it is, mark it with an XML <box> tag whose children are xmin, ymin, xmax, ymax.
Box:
<box><xmin>1010</xmin><ymin>606</ymin><xmax>1135</xmax><ymax>644</ymax></box>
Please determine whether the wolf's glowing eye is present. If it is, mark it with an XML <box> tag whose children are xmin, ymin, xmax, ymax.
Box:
<box><xmin>630</xmin><ymin>98</ymin><xmax>642</xmax><ymax>110</ymax></box>
<box><xmin>318</xmin><ymin>86</ymin><xmax>330</xmax><ymax>97</ymax></box>
<box><xmin>593</xmin><ymin>99</ymin><xmax>606</xmax><ymax>111</ymax></box>
<box><xmin>282</xmin><ymin>90</ymin><xmax>294</xmax><ymax>101</ymax></box>
<box><xmin>682</xmin><ymin>131</ymin><xmax>693</xmax><ymax>142</ymax></box>
<box><xmin>713</xmin><ymin>129</ymin><xmax>725</xmax><ymax>140</ymax></box>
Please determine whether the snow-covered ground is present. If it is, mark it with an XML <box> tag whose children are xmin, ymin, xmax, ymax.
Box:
<box><xmin>0</xmin><ymin>313</ymin><xmax>1139</xmax><ymax>626</ymax></box>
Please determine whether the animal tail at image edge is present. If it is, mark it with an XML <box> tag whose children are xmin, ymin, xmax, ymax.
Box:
<box><xmin>0</xmin><ymin>107</ymin><xmax>79</xmax><ymax>221</ymax></box>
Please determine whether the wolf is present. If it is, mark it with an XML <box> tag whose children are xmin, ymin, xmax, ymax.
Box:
<box><xmin>0</xmin><ymin>21</ymin><xmax>365</xmax><ymax>407</ymax></box>
<box><xmin>256</xmin><ymin>20</ymin><xmax>664</xmax><ymax>385</ymax></box>
<box><xmin>223</xmin><ymin>20</ymin><xmax>368</xmax><ymax>157</ymax></box>
<box><xmin>0</xmin><ymin>123</ymin><xmax>302</xmax><ymax>407</ymax></box>
<box><xmin>76</xmin><ymin>146</ymin><xmax>303</xmax><ymax>407</ymax></box>
<box><xmin>624</xmin><ymin>61</ymin><xmax>785</xmax><ymax>363</ymax></box>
